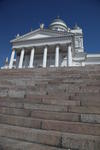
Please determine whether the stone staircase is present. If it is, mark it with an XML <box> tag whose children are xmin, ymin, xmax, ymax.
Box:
<box><xmin>0</xmin><ymin>66</ymin><xmax>100</xmax><ymax>150</ymax></box>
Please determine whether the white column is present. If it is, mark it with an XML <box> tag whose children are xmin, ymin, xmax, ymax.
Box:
<box><xmin>29</xmin><ymin>48</ymin><xmax>35</xmax><ymax>68</ymax></box>
<box><xmin>18</xmin><ymin>48</ymin><xmax>25</xmax><ymax>68</ymax></box>
<box><xmin>67</xmin><ymin>45</ymin><xmax>72</xmax><ymax>66</ymax></box>
<box><xmin>43</xmin><ymin>46</ymin><xmax>48</xmax><ymax>68</ymax></box>
<box><xmin>55</xmin><ymin>45</ymin><xmax>59</xmax><ymax>67</ymax></box>
<box><xmin>9</xmin><ymin>49</ymin><xmax>15</xmax><ymax>69</ymax></box>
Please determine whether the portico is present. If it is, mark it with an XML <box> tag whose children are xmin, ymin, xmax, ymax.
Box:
<box><xmin>9</xmin><ymin>43</ymin><xmax>72</xmax><ymax>69</ymax></box>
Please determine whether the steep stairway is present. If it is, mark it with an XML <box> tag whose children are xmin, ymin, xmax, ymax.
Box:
<box><xmin>0</xmin><ymin>66</ymin><xmax>100</xmax><ymax>150</ymax></box>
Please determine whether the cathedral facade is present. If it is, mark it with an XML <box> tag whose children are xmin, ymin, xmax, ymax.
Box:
<box><xmin>3</xmin><ymin>18</ymin><xmax>100</xmax><ymax>69</ymax></box>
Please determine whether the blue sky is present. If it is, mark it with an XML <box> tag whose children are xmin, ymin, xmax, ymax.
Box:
<box><xmin>0</xmin><ymin>0</ymin><xmax>100</xmax><ymax>67</ymax></box>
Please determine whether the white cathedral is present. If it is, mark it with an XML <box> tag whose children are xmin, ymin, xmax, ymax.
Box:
<box><xmin>2</xmin><ymin>18</ymin><xmax>100</xmax><ymax>69</ymax></box>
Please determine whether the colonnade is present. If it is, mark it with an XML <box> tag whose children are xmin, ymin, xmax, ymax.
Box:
<box><xmin>9</xmin><ymin>45</ymin><xmax>72</xmax><ymax>69</ymax></box>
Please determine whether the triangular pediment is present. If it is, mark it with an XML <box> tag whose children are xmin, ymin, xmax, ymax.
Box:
<box><xmin>10</xmin><ymin>28</ymin><xmax>72</xmax><ymax>43</ymax></box>
<box><xmin>27</xmin><ymin>33</ymin><xmax>51</xmax><ymax>40</ymax></box>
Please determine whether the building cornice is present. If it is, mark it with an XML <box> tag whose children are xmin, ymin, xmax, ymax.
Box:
<box><xmin>12</xmin><ymin>35</ymin><xmax>73</xmax><ymax>44</ymax></box>
<box><xmin>10</xmin><ymin>28</ymin><xmax>75</xmax><ymax>43</ymax></box>
<box><xmin>12</xmin><ymin>37</ymin><xmax>72</xmax><ymax>50</ymax></box>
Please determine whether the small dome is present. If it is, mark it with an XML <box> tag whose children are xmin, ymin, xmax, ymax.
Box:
<box><xmin>49</xmin><ymin>18</ymin><xmax>68</xmax><ymax>32</ymax></box>
<box><xmin>73</xmin><ymin>24</ymin><xmax>81</xmax><ymax>30</ymax></box>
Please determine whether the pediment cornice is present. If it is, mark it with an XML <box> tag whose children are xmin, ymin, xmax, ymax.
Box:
<box><xmin>10</xmin><ymin>28</ymin><xmax>74</xmax><ymax>43</ymax></box>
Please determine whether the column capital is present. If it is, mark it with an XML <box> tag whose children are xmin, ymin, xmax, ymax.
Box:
<box><xmin>54</xmin><ymin>44</ymin><xmax>60</xmax><ymax>49</ymax></box>
<box><xmin>67</xmin><ymin>43</ymin><xmax>72</xmax><ymax>47</ymax></box>
<box><xmin>31</xmin><ymin>46</ymin><xmax>35</xmax><ymax>49</ymax></box>
<box><xmin>43</xmin><ymin>45</ymin><xmax>48</xmax><ymax>49</ymax></box>
<box><xmin>56</xmin><ymin>44</ymin><xmax>60</xmax><ymax>47</ymax></box>
<box><xmin>68</xmin><ymin>44</ymin><xmax>72</xmax><ymax>47</ymax></box>
<box><xmin>12</xmin><ymin>48</ymin><xmax>16</xmax><ymax>51</ymax></box>
<box><xmin>22</xmin><ymin>47</ymin><xmax>25</xmax><ymax>50</ymax></box>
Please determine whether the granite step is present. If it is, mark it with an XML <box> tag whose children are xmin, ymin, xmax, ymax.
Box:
<box><xmin>0</xmin><ymin>69</ymin><xmax>99</xmax><ymax>77</ymax></box>
<box><xmin>0</xmin><ymin>124</ymin><xmax>63</xmax><ymax>147</ymax></box>
<box><xmin>25</xmin><ymin>92</ymin><xmax>100</xmax><ymax>101</ymax></box>
<box><xmin>77</xmin><ymin>93</ymin><xmax>100</xmax><ymax>101</ymax></box>
<box><xmin>0</xmin><ymin>99</ymin><xmax>100</xmax><ymax>114</ymax></box>
<box><xmin>62</xmin><ymin>132</ymin><xmax>100</xmax><ymax>150</ymax></box>
<box><xmin>81</xmin><ymin>114</ymin><xmax>100</xmax><ymax>124</ymax></box>
<box><xmin>0</xmin><ymin>137</ymin><xmax>66</xmax><ymax>150</ymax></box>
<box><xmin>0</xmin><ymin>89</ymin><xmax>99</xmax><ymax>99</ymax></box>
<box><xmin>0</xmin><ymin>107</ymin><xmax>31</xmax><ymax>117</ymax></box>
<box><xmin>0</xmin><ymin>69</ymin><xmax>100</xmax><ymax>79</ymax></box>
<box><xmin>1</xmin><ymin>79</ymin><xmax>99</xmax><ymax>88</ymax></box>
<box><xmin>0</xmin><ymin>112</ymin><xmax>80</xmax><ymax>127</ymax></box>
<box><xmin>0</xmin><ymin>104</ymin><xmax>100</xmax><ymax>118</ymax></box>
<box><xmin>23</xmin><ymin>103</ymin><xmax>68</xmax><ymax>112</ymax></box>
<box><xmin>42</xmin><ymin>119</ymin><xmax>100</xmax><ymax>136</ymax></box>
<box><xmin>31</xmin><ymin>110</ymin><xmax>80</xmax><ymax>122</ymax></box>
<box><xmin>24</xmin><ymin>103</ymin><xmax>100</xmax><ymax>114</ymax></box>
<box><xmin>0</xmin><ymin>107</ymin><xmax>100</xmax><ymax>125</ymax></box>
<box><xmin>0</xmin><ymin>114</ymin><xmax>41</xmax><ymax>129</ymax></box>
<box><xmin>0</xmin><ymin>75</ymin><xmax>97</xmax><ymax>88</ymax></box>
<box><xmin>0</xmin><ymin>124</ymin><xmax>100</xmax><ymax>150</ymax></box>
<box><xmin>0</xmin><ymin>78</ymin><xmax>99</xmax><ymax>84</ymax></box>
<box><xmin>0</xmin><ymin>98</ymin><xmax>81</xmax><ymax>107</ymax></box>
<box><xmin>0</xmin><ymin>114</ymin><xmax>100</xmax><ymax>136</ymax></box>
<box><xmin>81</xmin><ymin>99</ymin><xmax>100</xmax><ymax>107</ymax></box>
<box><xmin>0</xmin><ymin>101</ymin><xmax>69</xmax><ymax>111</ymax></box>
<box><xmin>69</xmin><ymin>106</ymin><xmax>100</xmax><ymax>114</ymax></box>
